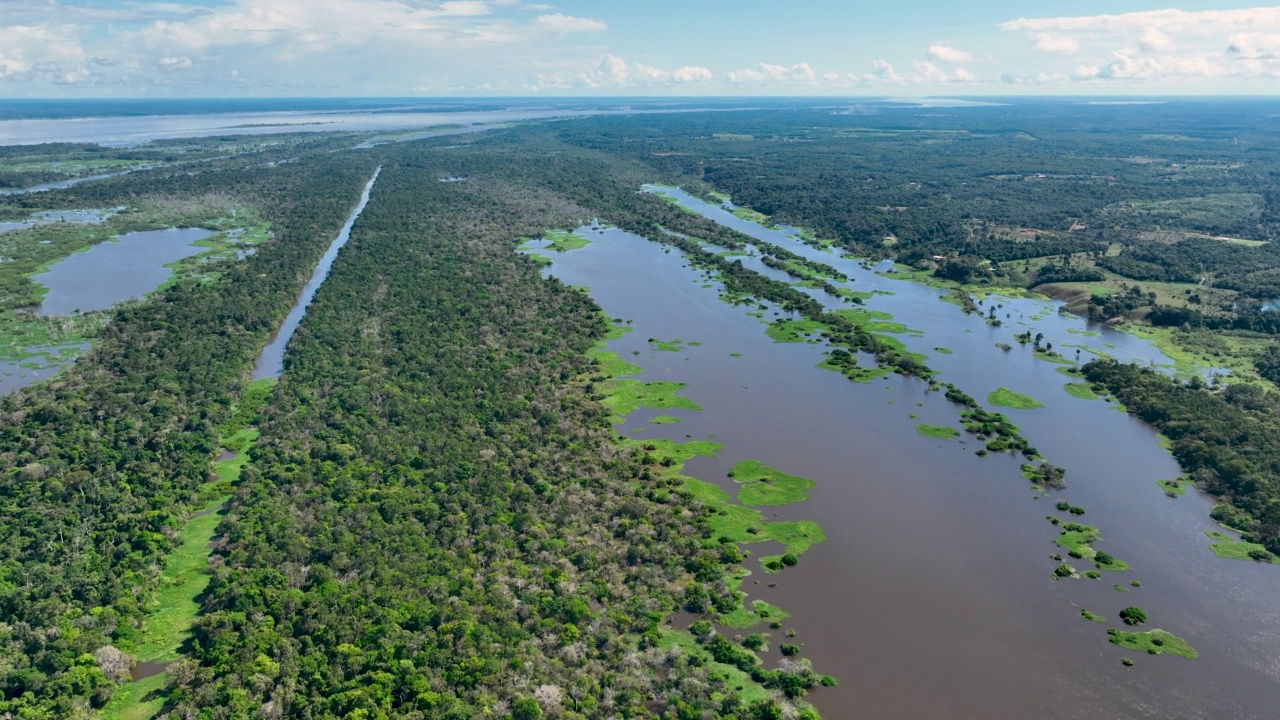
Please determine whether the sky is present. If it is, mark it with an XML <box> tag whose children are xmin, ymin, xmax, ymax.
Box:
<box><xmin>1</xmin><ymin>1</ymin><xmax>1279</xmax><ymax>97</ymax></box>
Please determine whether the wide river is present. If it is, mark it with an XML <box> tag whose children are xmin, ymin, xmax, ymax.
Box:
<box><xmin>527</xmin><ymin>192</ymin><xmax>1280</xmax><ymax>718</ymax></box>
<box><xmin>0</xmin><ymin>107</ymin><xmax>703</xmax><ymax>147</ymax></box>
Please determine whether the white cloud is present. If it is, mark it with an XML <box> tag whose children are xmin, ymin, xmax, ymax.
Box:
<box><xmin>1001</xmin><ymin>6</ymin><xmax>1280</xmax><ymax>85</ymax></box>
<box><xmin>575</xmin><ymin>55</ymin><xmax>712</xmax><ymax>88</ymax></box>
<box><xmin>438</xmin><ymin>1</ymin><xmax>492</xmax><ymax>16</ymax></box>
<box><xmin>531</xmin><ymin>13</ymin><xmax>606</xmax><ymax>33</ymax></box>
<box><xmin>909</xmin><ymin>60</ymin><xmax>976</xmax><ymax>83</ymax></box>
<box><xmin>579</xmin><ymin>54</ymin><xmax>630</xmax><ymax>87</ymax></box>
<box><xmin>1137</xmin><ymin>27</ymin><xmax>1175</xmax><ymax>53</ymax></box>
<box><xmin>727</xmin><ymin>62</ymin><xmax>816</xmax><ymax>84</ymax></box>
<box><xmin>856</xmin><ymin>58</ymin><xmax>974</xmax><ymax>86</ymax></box>
<box><xmin>927</xmin><ymin>44</ymin><xmax>973</xmax><ymax>63</ymax></box>
<box><xmin>0</xmin><ymin>0</ymin><xmax>621</xmax><ymax>93</ymax></box>
<box><xmin>866</xmin><ymin>59</ymin><xmax>902</xmax><ymax>83</ymax></box>
<box><xmin>1030</xmin><ymin>33</ymin><xmax>1080</xmax><ymax>54</ymax></box>
<box><xmin>671</xmin><ymin>65</ymin><xmax>713</xmax><ymax>83</ymax></box>
<box><xmin>0</xmin><ymin>24</ymin><xmax>90</xmax><ymax>83</ymax></box>
<box><xmin>1001</xmin><ymin>7</ymin><xmax>1280</xmax><ymax>35</ymax></box>
<box><xmin>1227</xmin><ymin>32</ymin><xmax>1280</xmax><ymax>60</ymax></box>
<box><xmin>156</xmin><ymin>56</ymin><xmax>193</xmax><ymax>72</ymax></box>
<box><xmin>1000</xmin><ymin>71</ymin><xmax>1070</xmax><ymax>85</ymax></box>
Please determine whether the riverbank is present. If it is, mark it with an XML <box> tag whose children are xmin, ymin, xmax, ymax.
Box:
<box><xmin>573</xmin><ymin>298</ymin><xmax>829</xmax><ymax>714</ymax></box>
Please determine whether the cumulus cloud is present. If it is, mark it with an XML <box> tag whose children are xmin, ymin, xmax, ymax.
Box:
<box><xmin>531</xmin><ymin>13</ymin><xmax>606</xmax><ymax>33</ymax></box>
<box><xmin>927</xmin><ymin>44</ymin><xmax>973</xmax><ymax>63</ymax></box>
<box><xmin>671</xmin><ymin>65</ymin><xmax>713</xmax><ymax>83</ymax></box>
<box><xmin>156</xmin><ymin>56</ymin><xmax>193</xmax><ymax>72</ymax></box>
<box><xmin>575</xmin><ymin>55</ymin><xmax>711</xmax><ymax>88</ymax></box>
<box><xmin>580</xmin><ymin>54</ymin><xmax>629</xmax><ymax>87</ymax></box>
<box><xmin>727</xmin><ymin>62</ymin><xmax>816</xmax><ymax>84</ymax></box>
<box><xmin>1030</xmin><ymin>33</ymin><xmax>1080</xmax><ymax>54</ymax></box>
<box><xmin>1001</xmin><ymin>7</ymin><xmax>1280</xmax><ymax>34</ymax></box>
<box><xmin>0</xmin><ymin>24</ymin><xmax>90</xmax><ymax>83</ymax></box>
<box><xmin>1227</xmin><ymin>32</ymin><xmax>1280</xmax><ymax>60</ymax></box>
<box><xmin>856</xmin><ymin>58</ymin><xmax>974</xmax><ymax>85</ymax></box>
<box><xmin>1137</xmin><ymin>26</ymin><xmax>1176</xmax><ymax>53</ymax></box>
<box><xmin>0</xmin><ymin>0</ymin><xmax>616</xmax><ymax>93</ymax></box>
<box><xmin>909</xmin><ymin>60</ymin><xmax>976</xmax><ymax>83</ymax></box>
<box><xmin>1001</xmin><ymin>6</ymin><xmax>1280</xmax><ymax>85</ymax></box>
<box><xmin>866</xmin><ymin>59</ymin><xmax>902</xmax><ymax>83</ymax></box>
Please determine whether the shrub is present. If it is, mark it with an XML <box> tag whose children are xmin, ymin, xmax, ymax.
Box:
<box><xmin>781</xmin><ymin>553</ymin><xmax>798</xmax><ymax>567</ymax></box>
<box><xmin>1120</xmin><ymin>606</ymin><xmax>1147</xmax><ymax>625</ymax></box>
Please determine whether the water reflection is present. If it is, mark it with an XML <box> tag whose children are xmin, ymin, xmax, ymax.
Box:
<box><xmin>33</xmin><ymin>227</ymin><xmax>214</xmax><ymax>316</ymax></box>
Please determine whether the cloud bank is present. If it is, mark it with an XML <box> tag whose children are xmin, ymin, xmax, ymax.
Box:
<box><xmin>0</xmin><ymin>2</ymin><xmax>1277</xmax><ymax>94</ymax></box>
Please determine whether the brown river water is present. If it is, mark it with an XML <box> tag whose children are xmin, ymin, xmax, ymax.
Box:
<box><xmin>525</xmin><ymin>195</ymin><xmax>1280</xmax><ymax>719</ymax></box>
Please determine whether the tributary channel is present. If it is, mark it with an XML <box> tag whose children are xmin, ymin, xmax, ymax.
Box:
<box><xmin>252</xmin><ymin>167</ymin><xmax>381</xmax><ymax>379</ymax></box>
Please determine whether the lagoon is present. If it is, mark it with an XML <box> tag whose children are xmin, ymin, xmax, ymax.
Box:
<box><xmin>33</xmin><ymin>227</ymin><xmax>214</xmax><ymax>316</ymax></box>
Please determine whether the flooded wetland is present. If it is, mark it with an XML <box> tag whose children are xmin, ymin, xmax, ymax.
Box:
<box><xmin>524</xmin><ymin>190</ymin><xmax>1280</xmax><ymax>719</ymax></box>
<box><xmin>11</xmin><ymin>95</ymin><xmax>1280</xmax><ymax>720</ymax></box>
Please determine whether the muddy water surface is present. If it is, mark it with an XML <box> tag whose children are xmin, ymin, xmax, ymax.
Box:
<box><xmin>532</xmin><ymin>218</ymin><xmax>1280</xmax><ymax>719</ymax></box>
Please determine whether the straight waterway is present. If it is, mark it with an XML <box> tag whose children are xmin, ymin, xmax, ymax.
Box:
<box><xmin>527</xmin><ymin>204</ymin><xmax>1280</xmax><ymax>719</ymax></box>
<box><xmin>252</xmin><ymin>167</ymin><xmax>381</xmax><ymax>380</ymax></box>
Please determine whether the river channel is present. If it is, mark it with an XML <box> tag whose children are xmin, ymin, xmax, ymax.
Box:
<box><xmin>252</xmin><ymin>167</ymin><xmax>381</xmax><ymax>380</ymax></box>
<box><xmin>526</xmin><ymin>198</ymin><xmax>1280</xmax><ymax>718</ymax></box>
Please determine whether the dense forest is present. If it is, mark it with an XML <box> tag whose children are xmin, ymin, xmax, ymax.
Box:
<box><xmin>556</xmin><ymin>105</ymin><xmax>1280</xmax><ymax>326</ymax></box>
<box><xmin>5</xmin><ymin>102</ymin><xmax>1280</xmax><ymax>717</ymax></box>
<box><xmin>168</xmin><ymin>141</ymin><xmax>826</xmax><ymax>718</ymax></box>
<box><xmin>0</xmin><ymin>149</ymin><xmax>379</xmax><ymax>717</ymax></box>
<box><xmin>1084</xmin><ymin>361</ymin><xmax>1280</xmax><ymax>554</ymax></box>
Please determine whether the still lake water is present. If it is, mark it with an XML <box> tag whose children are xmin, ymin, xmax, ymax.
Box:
<box><xmin>0</xmin><ymin>342</ymin><xmax>89</xmax><ymax>395</ymax></box>
<box><xmin>2</xmin><ymin>226</ymin><xmax>212</xmax><ymax>393</ymax></box>
<box><xmin>528</xmin><ymin>204</ymin><xmax>1280</xmax><ymax>718</ymax></box>
<box><xmin>33</xmin><ymin>228</ymin><xmax>214</xmax><ymax>316</ymax></box>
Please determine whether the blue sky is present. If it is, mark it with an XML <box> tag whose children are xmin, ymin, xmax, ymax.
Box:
<box><xmin>1</xmin><ymin>1</ymin><xmax>1278</xmax><ymax>96</ymax></box>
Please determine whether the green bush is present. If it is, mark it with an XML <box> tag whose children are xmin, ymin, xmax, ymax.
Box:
<box><xmin>1120</xmin><ymin>606</ymin><xmax>1148</xmax><ymax>625</ymax></box>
